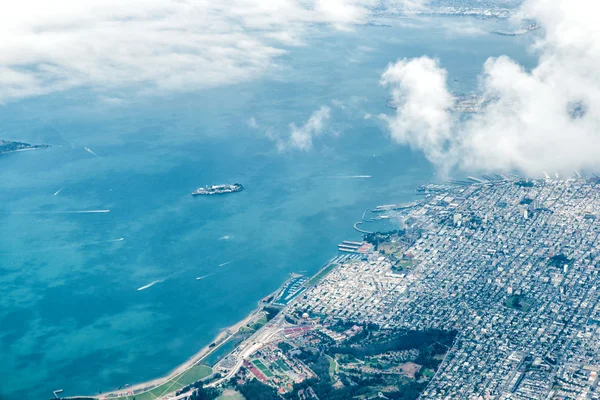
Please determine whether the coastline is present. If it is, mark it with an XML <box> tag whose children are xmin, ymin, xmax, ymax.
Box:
<box><xmin>0</xmin><ymin>146</ymin><xmax>48</xmax><ymax>155</ymax></box>
<box><xmin>0</xmin><ymin>142</ymin><xmax>51</xmax><ymax>156</ymax></box>
<box><xmin>71</xmin><ymin>212</ymin><xmax>400</xmax><ymax>399</ymax></box>
<box><xmin>79</xmin><ymin>274</ymin><xmax>308</xmax><ymax>399</ymax></box>
<box><xmin>86</xmin><ymin>309</ymin><xmax>261</xmax><ymax>399</ymax></box>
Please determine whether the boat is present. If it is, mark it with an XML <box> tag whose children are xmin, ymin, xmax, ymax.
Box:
<box><xmin>192</xmin><ymin>183</ymin><xmax>243</xmax><ymax>196</ymax></box>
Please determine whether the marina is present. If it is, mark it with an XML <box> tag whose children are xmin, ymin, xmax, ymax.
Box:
<box><xmin>272</xmin><ymin>275</ymin><xmax>308</xmax><ymax>306</ymax></box>
<box><xmin>0</xmin><ymin>13</ymin><xmax>537</xmax><ymax>399</ymax></box>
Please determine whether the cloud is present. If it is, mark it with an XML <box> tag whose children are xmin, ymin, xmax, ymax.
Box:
<box><xmin>314</xmin><ymin>0</ymin><xmax>377</xmax><ymax>30</ymax></box>
<box><xmin>382</xmin><ymin>0</ymin><xmax>430</xmax><ymax>13</ymax></box>
<box><xmin>331</xmin><ymin>99</ymin><xmax>346</xmax><ymax>110</ymax></box>
<box><xmin>0</xmin><ymin>0</ymin><xmax>391</xmax><ymax>103</ymax></box>
<box><xmin>380</xmin><ymin>57</ymin><xmax>454</xmax><ymax>166</ymax></box>
<box><xmin>269</xmin><ymin>106</ymin><xmax>332</xmax><ymax>151</ymax></box>
<box><xmin>247</xmin><ymin>117</ymin><xmax>259</xmax><ymax>129</ymax></box>
<box><xmin>381</xmin><ymin>0</ymin><xmax>600</xmax><ymax>177</ymax></box>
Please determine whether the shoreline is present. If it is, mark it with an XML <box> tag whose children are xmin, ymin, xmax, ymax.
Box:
<box><xmin>70</xmin><ymin>220</ymin><xmax>385</xmax><ymax>399</ymax></box>
<box><xmin>86</xmin><ymin>309</ymin><xmax>261</xmax><ymax>399</ymax></box>
<box><xmin>78</xmin><ymin>274</ymin><xmax>306</xmax><ymax>399</ymax></box>
<box><xmin>0</xmin><ymin>143</ymin><xmax>51</xmax><ymax>155</ymax></box>
<box><xmin>1</xmin><ymin>147</ymin><xmax>46</xmax><ymax>155</ymax></box>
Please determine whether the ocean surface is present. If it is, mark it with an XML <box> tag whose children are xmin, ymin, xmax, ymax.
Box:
<box><xmin>0</xmin><ymin>17</ymin><xmax>536</xmax><ymax>399</ymax></box>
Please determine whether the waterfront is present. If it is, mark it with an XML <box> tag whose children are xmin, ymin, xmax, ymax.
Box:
<box><xmin>0</xmin><ymin>16</ymin><xmax>536</xmax><ymax>400</ymax></box>
<box><xmin>183</xmin><ymin>176</ymin><xmax>600</xmax><ymax>400</ymax></box>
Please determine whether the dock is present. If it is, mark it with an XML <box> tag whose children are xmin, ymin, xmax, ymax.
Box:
<box><xmin>353</xmin><ymin>221</ymin><xmax>373</xmax><ymax>234</ymax></box>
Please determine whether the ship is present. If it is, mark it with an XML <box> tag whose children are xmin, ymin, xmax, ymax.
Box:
<box><xmin>192</xmin><ymin>183</ymin><xmax>243</xmax><ymax>196</ymax></box>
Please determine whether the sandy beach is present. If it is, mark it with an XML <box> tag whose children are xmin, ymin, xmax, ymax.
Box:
<box><xmin>88</xmin><ymin>309</ymin><xmax>261</xmax><ymax>399</ymax></box>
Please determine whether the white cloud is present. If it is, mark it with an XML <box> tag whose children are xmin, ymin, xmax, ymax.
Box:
<box><xmin>381</xmin><ymin>0</ymin><xmax>600</xmax><ymax>177</ymax></box>
<box><xmin>98</xmin><ymin>96</ymin><xmax>127</xmax><ymax>106</ymax></box>
<box><xmin>331</xmin><ymin>99</ymin><xmax>346</xmax><ymax>109</ymax></box>
<box><xmin>247</xmin><ymin>117</ymin><xmax>259</xmax><ymax>129</ymax></box>
<box><xmin>382</xmin><ymin>0</ymin><xmax>429</xmax><ymax>12</ymax></box>
<box><xmin>289</xmin><ymin>106</ymin><xmax>332</xmax><ymax>150</ymax></box>
<box><xmin>314</xmin><ymin>0</ymin><xmax>377</xmax><ymax>30</ymax></box>
<box><xmin>380</xmin><ymin>57</ymin><xmax>454</xmax><ymax>166</ymax></box>
<box><xmin>0</xmin><ymin>0</ymin><xmax>393</xmax><ymax>103</ymax></box>
<box><xmin>269</xmin><ymin>106</ymin><xmax>332</xmax><ymax>151</ymax></box>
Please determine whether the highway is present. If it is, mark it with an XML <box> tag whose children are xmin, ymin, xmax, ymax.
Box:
<box><xmin>207</xmin><ymin>314</ymin><xmax>287</xmax><ymax>388</ymax></box>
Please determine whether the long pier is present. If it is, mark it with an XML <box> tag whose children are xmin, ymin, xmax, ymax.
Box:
<box><xmin>353</xmin><ymin>221</ymin><xmax>373</xmax><ymax>234</ymax></box>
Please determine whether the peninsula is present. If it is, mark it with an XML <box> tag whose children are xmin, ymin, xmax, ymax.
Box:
<box><xmin>68</xmin><ymin>175</ymin><xmax>600</xmax><ymax>400</ymax></box>
<box><xmin>0</xmin><ymin>139</ymin><xmax>50</xmax><ymax>155</ymax></box>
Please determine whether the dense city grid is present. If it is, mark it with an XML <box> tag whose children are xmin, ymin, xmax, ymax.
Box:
<box><xmin>288</xmin><ymin>178</ymin><xmax>600</xmax><ymax>399</ymax></box>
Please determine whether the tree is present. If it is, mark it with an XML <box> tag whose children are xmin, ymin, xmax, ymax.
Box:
<box><xmin>513</xmin><ymin>296</ymin><xmax>522</xmax><ymax>309</ymax></box>
<box><xmin>236</xmin><ymin>379</ymin><xmax>281</xmax><ymax>400</ymax></box>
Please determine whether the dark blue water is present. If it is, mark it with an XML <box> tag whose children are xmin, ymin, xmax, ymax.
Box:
<box><xmin>0</xmin><ymin>17</ymin><xmax>536</xmax><ymax>399</ymax></box>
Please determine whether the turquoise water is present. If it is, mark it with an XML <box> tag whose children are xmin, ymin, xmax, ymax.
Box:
<box><xmin>0</xmin><ymin>17</ymin><xmax>535</xmax><ymax>399</ymax></box>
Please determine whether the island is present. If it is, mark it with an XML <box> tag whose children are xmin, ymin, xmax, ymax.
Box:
<box><xmin>192</xmin><ymin>183</ymin><xmax>243</xmax><ymax>196</ymax></box>
<box><xmin>0</xmin><ymin>139</ymin><xmax>50</xmax><ymax>155</ymax></box>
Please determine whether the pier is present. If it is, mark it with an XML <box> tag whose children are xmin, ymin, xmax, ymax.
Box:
<box><xmin>353</xmin><ymin>221</ymin><xmax>373</xmax><ymax>234</ymax></box>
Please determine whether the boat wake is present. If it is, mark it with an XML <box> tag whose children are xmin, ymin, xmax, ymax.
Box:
<box><xmin>84</xmin><ymin>147</ymin><xmax>99</xmax><ymax>157</ymax></box>
<box><xmin>218</xmin><ymin>261</ymin><xmax>233</xmax><ymax>267</ymax></box>
<box><xmin>137</xmin><ymin>280</ymin><xmax>163</xmax><ymax>291</ymax></box>
<box><xmin>196</xmin><ymin>273</ymin><xmax>215</xmax><ymax>281</ymax></box>
<box><xmin>83</xmin><ymin>237</ymin><xmax>124</xmax><ymax>245</ymax></box>
<box><xmin>0</xmin><ymin>237</ymin><xmax>124</xmax><ymax>255</ymax></box>
<box><xmin>329</xmin><ymin>175</ymin><xmax>372</xmax><ymax>179</ymax></box>
<box><xmin>68</xmin><ymin>209</ymin><xmax>111</xmax><ymax>214</ymax></box>
<box><xmin>3</xmin><ymin>209</ymin><xmax>110</xmax><ymax>215</ymax></box>
<box><xmin>53</xmin><ymin>188</ymin><xmax>63</xmax><ymax>196</ymax></box>
<box><xmin>138</xmin><ymin>268</ymin><xmax>190</xmax><ymax>291</ymax></box>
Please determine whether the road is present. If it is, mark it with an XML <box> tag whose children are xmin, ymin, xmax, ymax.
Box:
<box><xmin>72</xmin><ymin>310</ymin><xmax>263</xmax><ymax>400</ymax></box>
<box><xmin>208</xmin><ymin>314</ymin><xmax>288</xmax><ymax>388</ymax></box>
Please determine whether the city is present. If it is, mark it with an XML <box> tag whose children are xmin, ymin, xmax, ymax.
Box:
<box><xmin>0</xmin><ymin>1</ymin><xmax>596</xmax><ymax>399</ymax></box>
<box><xmin>147</xmin><ymin>176</ymin><xmax>600</xmax><ymax>400</ymax></box>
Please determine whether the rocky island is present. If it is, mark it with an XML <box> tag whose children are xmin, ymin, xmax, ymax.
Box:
<box><xmin>192</xmin><ymin>183</ymin><xmax>243</xmax><ymax>196</ymax></box>
<box><xmin>0</xmin><ymin>140</ymin><xmax>50</xmax><ymax>155</ymax></box>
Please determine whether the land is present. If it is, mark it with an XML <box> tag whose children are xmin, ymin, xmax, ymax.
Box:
<box><xmin>85</xmin><ymin>310</ymin><xmax>263</xmax><ymax>400</ymax></box>
<box><xmin>387</xmin><ymin>93</ymin><xmax>485</xmax><ymax>114</ymax></box>
<box><xmin>216</xmin><ymin>389</ymin><xmax>245</xmax><ymax>400</ymax></box>
<box><xmin>72</xmin><ymin>176</ymin><xmax>600</xmax><ymax>400</ymax></box>
<box><xmin>192</xmin><ymin>184</ymin><xmax>243</xmax><ymax>196</ymax></box>
<box><xmin>207</xmin><ymin>176</ymin><xmax>600</xmax><ymax>399</ymax></box>
<box><xmin>372</xmin><ymin>0</ymin><xmax>523</xmax><ymax>19</ymax></box>
<box><xmin>0</xmin><ymin>139</ymin><xmax>50</xmax><ymax>155</ymax></box>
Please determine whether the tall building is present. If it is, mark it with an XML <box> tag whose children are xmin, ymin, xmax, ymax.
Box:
<box><xmin>453</xmin><ymin>213</ymin><xmax>463</xmax><ymax>226</ymax></box>
<box><xmin>530</xmin><ymin>199</ymin><xmax>540</xmax><ymax>211</ymax></box>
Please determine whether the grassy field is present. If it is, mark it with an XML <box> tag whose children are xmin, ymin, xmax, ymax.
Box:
<box><xmin>175</xmin><ymin>365</ymin><xmax>214</xmax><ymax>386</ymax></box>
<box><xmin>252</xmin><ymin>359</ymin><xmax>274</xmax><ymax>378</ymax></box>
<box><xmin>239</xmin><ymin>315</ymin><xmax>268</xmax><ymax>334</ymax></box>
<box><xmin>217</xmin><ymin>389</ymin><xmax>246</xmax><ymax>400</ymax></box>
<box><xmin>422</xmin><ymin>368</ymin><xmax>435</xmax><ymax>379</ymax></box>
<box><xmin>505</xmin><ymin>295</ymin><xmax>533</xmax><ymax>312</ymax></box>
<box><xmin>307</xmin><ymin>263</ymin><xmax>337</xmax><ymax>286</ymax></box>
<box><xmin>275</xmin><ymin>359</ymin><xmax>291</xmax><ymax>372</ymax></box>
<box><xmin>326</xmin><ymin>355</ymin><xmax>338</xmax><ymax>378</ymax></box>
<box><xmin>250</xmin><ymin>315</ymin><xmax>268</xmax><ymax>331</ymax></box>
<box><xmin>112</xmin><ymin>364</ymin><xmax>213</xmax><ymax>400</ymax></box>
